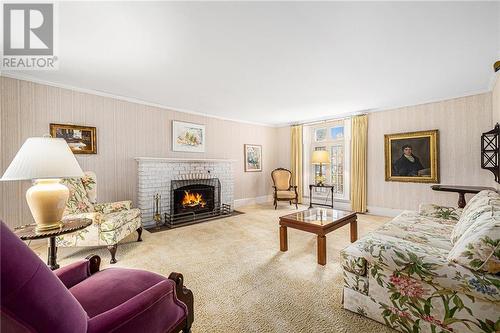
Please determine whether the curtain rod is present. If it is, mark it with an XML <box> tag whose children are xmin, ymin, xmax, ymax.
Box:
<box><xmin>292</xmin><ymin>113</ymin><xmax>367</xmax><ymax>127</ymax></box>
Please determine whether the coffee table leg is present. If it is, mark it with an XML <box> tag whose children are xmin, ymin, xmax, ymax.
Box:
<box><xmin>47</xmin><ymin>236</ymin><xmax>59</xmax><ymax>270</ymax></box>
<box><xmin>317</xmin><ymin>235</ymin><xmax>326</xmax><ymax>265</ymax></box>
<box><xmin>350</xmin><ymin>219</ymin><xmax>358</xmax><ymax>243</ymax></box>
<box><xmin>280</xmin><ymin>226</ymin><xmax>288</xmax><ymax>251</ymax></box>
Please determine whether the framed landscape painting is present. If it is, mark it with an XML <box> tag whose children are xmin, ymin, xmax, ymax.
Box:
<box><xmin>244</xmin><ymin>144</ymin><xmax>262</xmax><ymax>172</ymax></box>
<box><xmin>385</xmin><ymin>129</ymin><xmax>439</xmax><ymax>183</ymax></box>
<box><xmin>172</xmin><ymin>121</ymin><xmax>205</xmax><ymax>153</ymax></box>
<box><xmin>50</xmin><ymin>123</ymin><xmax>97</xmax><ymax>154</ymax></box>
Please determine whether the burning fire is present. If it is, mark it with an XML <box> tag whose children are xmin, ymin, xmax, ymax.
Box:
<box><xmin>181</xmin><ymin>190</ymin><xmax>206</xmax><ymax>208</ymax></box>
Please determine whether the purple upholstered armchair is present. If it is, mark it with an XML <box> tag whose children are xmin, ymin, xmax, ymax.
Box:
<box><xmin>0</xmin><ymin>221</ymin><xmax>194</xmax><ymax>333</ymax></box>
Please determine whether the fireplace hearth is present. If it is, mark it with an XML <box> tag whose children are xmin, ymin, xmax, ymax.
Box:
<box><xmin>166</xmin><ymin>178</ymin><xmax>229</xmax><ymax>227</ymax></box>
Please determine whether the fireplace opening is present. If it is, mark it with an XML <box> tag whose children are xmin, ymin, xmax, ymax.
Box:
<box><xmin>173</xmin><ymin>184</ymin><xmax>215</xmax><ymax>215</ymax></box>
<box><xmin>167</xmin><ymin>178</ymin><xmax>227</xmax><ymax>227</ymax></box>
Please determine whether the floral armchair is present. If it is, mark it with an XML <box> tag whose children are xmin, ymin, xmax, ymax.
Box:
<box><xmin>57</xmin><ymin>172</ymin><xmax>143</xmax><ymax>264</ymax></box>
<box><xmin>341</xmin><ymin>190</ymin><xmax>499</xmax><ymax>333</ymax></box>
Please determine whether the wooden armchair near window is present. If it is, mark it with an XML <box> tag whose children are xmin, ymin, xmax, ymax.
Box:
<box><xmin>271</xmin><ymin>168</ymin><xmax>298</xmax><ymax>209</ymax></box>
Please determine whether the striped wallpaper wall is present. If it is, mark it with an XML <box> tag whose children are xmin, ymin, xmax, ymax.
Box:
<box><xmin>0</xmin><ymin>77</ymin><xmax>280</xmax><ymax>228</ymax></box>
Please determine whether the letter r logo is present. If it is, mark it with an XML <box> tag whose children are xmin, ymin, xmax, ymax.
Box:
<box><xmin>3</xmin><ymin>3</ymin><xmax>53</xmax><ymax>55</ymax></box>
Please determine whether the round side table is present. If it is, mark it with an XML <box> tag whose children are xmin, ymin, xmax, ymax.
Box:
<box><xmin>14</xmin><ymin>218</ymin><xmax>92</xmax><ymax>270</ymax></box>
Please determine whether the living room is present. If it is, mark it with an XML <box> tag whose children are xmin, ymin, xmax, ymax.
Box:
<box><xmin>1</xmin><ymin>2</ymin><xmax>499</xmax><ymax>333</ymax></box>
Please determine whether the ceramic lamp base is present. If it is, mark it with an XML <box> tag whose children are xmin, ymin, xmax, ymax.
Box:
<box><xmin>26</xmin><ymin>179</ymin><xmax>69</xmax><ymax>231</ymax></box>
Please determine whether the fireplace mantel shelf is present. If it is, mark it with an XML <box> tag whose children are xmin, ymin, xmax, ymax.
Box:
<box><xmin>135</xmin><ymin>157</ymin><xmax>237</xmax><ymax>163</ymax></box>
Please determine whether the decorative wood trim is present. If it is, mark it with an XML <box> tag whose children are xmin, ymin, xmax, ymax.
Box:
<box><xmin>85</xmin><ymin>254</ymin><xmax>101</xmax><ymax>275</ymax></box>
<box><xmin>168</xmin><ymin>272</ymin><xmax>194</xmax><ymax>333</ymax></box>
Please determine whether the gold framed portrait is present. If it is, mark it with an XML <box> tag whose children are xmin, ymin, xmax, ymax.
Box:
<box><xmin>50</xmin><ymin>123</ymin><xmax>97</xmax><ymax>154</ymax></box>
<box><xmin>384</xmin><ymin>130</ymin><xmax>439</xmax><ymax>183</ymax></box>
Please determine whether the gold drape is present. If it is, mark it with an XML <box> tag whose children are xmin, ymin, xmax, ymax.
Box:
<box><xmin>290</xmin><ymin>125</ymin><xmax>303</xmax><ymax>203</ymax></box>
<box><xmin>350</xmin><ymin>115</ymin><xmax>368</xmax><ymax>212</ymax></box>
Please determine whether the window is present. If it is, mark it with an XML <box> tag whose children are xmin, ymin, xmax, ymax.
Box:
<box><xmin>303</xmin><ymin>120</ymin><xmax>351</xmax><ymax>201</ymax></box>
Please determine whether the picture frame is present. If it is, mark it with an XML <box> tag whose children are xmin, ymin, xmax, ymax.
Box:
<box><xmin>244</xmin><ymin>144</ymin><xmax>262</xmax><ymax>172</ymax></box>
<box><xmin>384</xmin><ymin>129</ymin><xmax>439</xmax><ymax>183</ymax></box>
<box><xmin>49</xmin><ymin>123</ymin><xmax>97</xmax><ymax>154</ymax></box>
<box><xmin>172</xmin><ymin>121</ymin><xmax>206</xmax><ymax>153</ymax></box>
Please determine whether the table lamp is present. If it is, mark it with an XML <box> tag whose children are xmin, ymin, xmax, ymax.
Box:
<box><xmin>1</xmin><ymin>137</ymin><xmax>84</xmax><ymax>231</ymax></box>
<box><xmin>311</xmin><ymin>150</ymin><xmax>330</xmax><ymax>186</ymax></box>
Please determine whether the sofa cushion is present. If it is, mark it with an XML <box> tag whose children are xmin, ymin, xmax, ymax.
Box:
<box><xmin>448</xmin><ymin>211</ymin><xmax>500</xmax><ymax>274</ymax></box>
<box><xmin>418</xmin><ymin>203</ymin><xmax>462</xmax><ymax>221</ymax></box>
<box><xmin>375</xmin><ymin>211</ymin><xmax>455</xmax><ymax>251</ymax></box>
<box><xmin>63</xmin><ymin>177</ymin><xmax>95</xmax><ymax>215</ymax></box>
<box><xmin>100</xmin><ymin>209</ymin><xmax>141</xmax><ymax>232</ymax></box>
<box><xmin>450</xmin><ymin>190</ymin><xmax>500</xmax><ymax>244</ymax></box>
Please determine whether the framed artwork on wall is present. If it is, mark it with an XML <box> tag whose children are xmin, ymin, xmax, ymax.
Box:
<box><xmin>172</xmin><ymin>121</ymin><xmax>206</xmax><ymax>153</ymax></box>
<box><xmin>49</xmin><ymin>123</ymin><xmax>97</xmax><ymax>154</ymax></box>
<box><xmin>385</xmin><ymin>129</ymin><xmax>439</xmax><ymax>183</ymax></box>
<box><xmin>244</xmin><ymin>144</ymin><xmax>262</xmax><ymax>172</ymax></box>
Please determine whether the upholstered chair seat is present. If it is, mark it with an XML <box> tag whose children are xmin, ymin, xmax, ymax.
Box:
<box><xmin>276</xmin><ymin>190</ymin><xmax>297</xmax><ymax>199</ymax></box>
<box><xmin>57</xmin><ymin>171</ymin><xmax>143</xmax><ymax>263</ymax></box>
<box><xmin>271</xmin><ymin>168</ymin><xmax>299</xmax><ymax>209</ymax></box>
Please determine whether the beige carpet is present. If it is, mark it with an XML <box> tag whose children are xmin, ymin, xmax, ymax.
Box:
<box><xmin>32</xmin><ymin>204</ymin><xmax>396</xmax><ymax>333</ymax></box>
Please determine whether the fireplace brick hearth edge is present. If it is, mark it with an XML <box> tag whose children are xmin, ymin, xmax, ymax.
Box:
<box><xmin>135</xmin><ymin>157</ymin><xmax>235</xmax><ymax>228</ymax></box>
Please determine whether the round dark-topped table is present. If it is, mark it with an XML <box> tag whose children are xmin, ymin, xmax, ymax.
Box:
<box><xmin>14</xmin><ymin>218</ymin><xmax>92</xmax><ymax>270</ymax></box>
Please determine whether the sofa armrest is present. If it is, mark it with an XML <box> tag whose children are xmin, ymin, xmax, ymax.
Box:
<box><xmin>54</xmin><ymin>255</ymin><xmax>101</xmax><ymax>289</ymax></box>
<box><xmin>358</xmin><ymin>234</ymin><xmax>500</xmax><ymax>302</ymax></box>
<box><xmin>87</xmin><ymin>280</ymin><xmax>189</xmax><ymax>333</ymax></box>
<box><xmin>418</xmin><ymin>203</ymin><xmax>462</xmax><ymax>221</ymax></box>
<box><xmin>94</xmin><ymin>200</ymin><xmax>132</xmax><ymax>214</ymax></box>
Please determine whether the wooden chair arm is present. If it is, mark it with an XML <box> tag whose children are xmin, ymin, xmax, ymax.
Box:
<box><xmin>168</xmin><ymin>272</ymin><xmax>194</xmax><ymax>331</ymax></box>
<box><xmin>85</xmin><ymin>254</ymin><xmax>101</xmax><ymax>274</ymax></box>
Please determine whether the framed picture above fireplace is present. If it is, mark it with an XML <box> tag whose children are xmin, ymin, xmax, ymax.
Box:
<box><xmin>172</xmin><ymin>121</ymin><xmax>206</xmax><ymax>153</ymax></box>
<box><xmin>244</xmin><ymin>144</ymin><xmax>262</xmax><ymax>172</ymax></box>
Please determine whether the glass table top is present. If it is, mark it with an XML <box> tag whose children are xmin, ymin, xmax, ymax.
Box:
<box><xmin>280</xmin><ymin>208</ymin><xmax>355</xmax><ymax>226</ymax></box>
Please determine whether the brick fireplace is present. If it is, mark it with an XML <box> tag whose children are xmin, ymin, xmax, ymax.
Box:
<box><xmin>135</xmin><ymin>158</ymin><xmax>235</xmax><ymax>228</ymax></box>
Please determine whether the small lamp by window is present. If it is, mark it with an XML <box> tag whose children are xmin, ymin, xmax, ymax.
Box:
<box><xmin>312</xmin><ymin>150</ymin><xmax>330</xmax><ymax>186</ymax></box>
<box><xmin>1</xmin><ymin>137</ymin><xmax>84</xmax><ymax>231</ymax></box>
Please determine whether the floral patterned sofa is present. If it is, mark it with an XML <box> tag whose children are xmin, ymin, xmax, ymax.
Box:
<box><xmin>56</xmin><ymin>172</ymin><xmax>143</xmax><ymax>264</ymax></box>
<box><xmin>341</xmin><ymin>190</ymin><xmax>499</xmax><ymax>333</ymax></box>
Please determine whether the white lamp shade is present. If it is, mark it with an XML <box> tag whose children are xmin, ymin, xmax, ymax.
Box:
<box><xmin>1</xmin><ymin>137</ymin><xmax>84</xmax><ymax>181</ymax></box>
<box><xmin>311</xmin><ymin>150</ymin><xmax>330</xmax><ymax>164</ymax></box>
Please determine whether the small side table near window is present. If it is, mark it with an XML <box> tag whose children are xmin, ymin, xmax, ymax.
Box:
<box><xmin>309</xmin><ymin>184</ymin><xmax>335</xmax><ymax>209</ymax></box>
<box><xmin>14</xmin><ymin>218</ymin><xmax>92</xmax><ymax>270</ymax></box>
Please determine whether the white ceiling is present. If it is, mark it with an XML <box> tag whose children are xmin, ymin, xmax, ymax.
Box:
<box><xmin>4</xmin><ymin>1</ymin><xmax>500</xmax><ymax>126</ymax></box>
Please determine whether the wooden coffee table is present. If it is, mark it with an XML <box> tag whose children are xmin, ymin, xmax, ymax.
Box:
<box><xmin>279</xmin><ymin>208</ymin><xmax>357</xmax><ymax>265</ymax></box>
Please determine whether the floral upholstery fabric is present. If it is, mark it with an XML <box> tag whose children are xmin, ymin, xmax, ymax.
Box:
<box><xmin>418</xmin><ymin>203</ymin><xmax>462</xmax><ymax>221</ymax></box>
<box><xmin>451</xmin><ymin>190</ymin><xmax>499</xmax><ymax>244</ymax></box>
<box><xmin>62</xmin><ymin>175</ymin><xmax>95</xmax><ymax>215</ymax></box>
<box><xmin>342</xmin><ymin>193</ymin><xmax>500</xmax><ymax>333</ymax></box>
<box><xmin>448</xmin><ymin>212</ymin><xmax>500</xmax><ymax>274</ymax></box>
<box><xmin>57</xmin><ymin>171</ymin><xmax>141</xmax><ymax>248</ymax></box>
<box><xmin>100</xmin><ymin>209</ymin><xmax>141</xmax><ymax>232</ymax></box>
<box><xmin>94</xmin><ymin>200</ymin><xmax>132</xmax><ymax>214</ymax></box>
<box><xmin>375</xmin><ymin>211</ymin><xmax>456</xmax><ymax>251</ymax></box>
